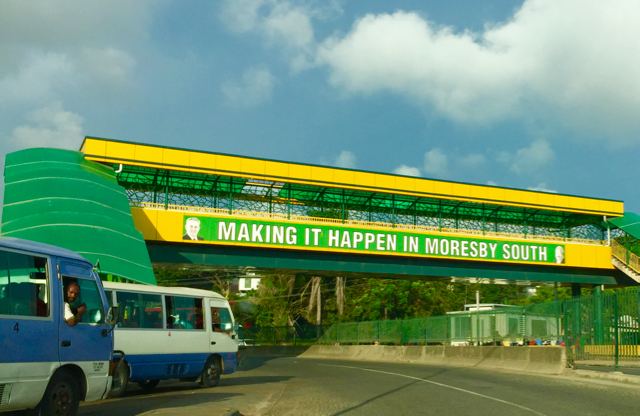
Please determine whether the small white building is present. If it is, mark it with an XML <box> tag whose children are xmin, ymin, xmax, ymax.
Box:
<box><xmin>447</xmin><ymin>304</ymin><xmax>560</xmax><ymax>345</ymax></box>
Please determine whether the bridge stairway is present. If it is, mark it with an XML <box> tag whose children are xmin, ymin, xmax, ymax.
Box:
<box><xmin>612</xmin><ymin>256</ymin><xmax>640</xmax><ymax>284</ymax></box>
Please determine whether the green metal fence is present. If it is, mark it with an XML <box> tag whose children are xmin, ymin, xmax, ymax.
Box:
<box><xmin>318</xmin><ymin>305</ymin><xmax>563</xmax><ymax>347</ymax></box>
<box><xmin>241</xmin><ymin>288</ymin><xmax>640</xmax><ymax>368</ymax></box>
<box><xmin>237</xmin><ymin>324</ymin><xmax>325</xmax><ymax>346</ymax></box>
<box><xmin>564</xmin><ymin>289</ymin><xmax>639</xmax><ymax>368</ymax></box>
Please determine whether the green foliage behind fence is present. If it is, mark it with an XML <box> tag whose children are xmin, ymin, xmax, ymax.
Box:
<box><xmin>241</xmin><ymin>288</ymin><xmax>640</xmax><ymax>365</ymax></box>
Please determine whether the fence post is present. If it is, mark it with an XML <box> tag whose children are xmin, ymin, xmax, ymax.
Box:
<box><xmin>564</xmin><ymin>302</ymin><xmax>573</xmax><ymax>367</ymax></box>
<box><xmin>425</xmin><ymin>317</ymin><xmax>428</xmax><ymax>345</ymax></box>
<box><xmin>614</xmin><ymin>294</ymin><xmax>619</xmax><ymax>371</ymax></box>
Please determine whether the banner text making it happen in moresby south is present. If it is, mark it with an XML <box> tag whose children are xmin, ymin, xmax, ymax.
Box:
<box><xmin>182</xmin><ymin>216</ymin><xmax>565</xmax><ymax>264</ymax></box>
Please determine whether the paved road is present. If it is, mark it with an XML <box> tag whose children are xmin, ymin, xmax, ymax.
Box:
<box><xmin>75</xmin><ymin>355</ymin><xmax>640</xmax><ymax>416</ymax></box>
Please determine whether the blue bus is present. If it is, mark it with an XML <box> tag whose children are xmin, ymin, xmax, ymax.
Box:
<box><xmin>0</xmin><ymin>237</ymin><xmax>117</xmax><ymax>416</ymax></box>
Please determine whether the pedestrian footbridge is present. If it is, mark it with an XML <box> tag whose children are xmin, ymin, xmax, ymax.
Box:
<box><xmin>2</xmin><ymin>136</ymin><xmax>639</xmax><ymax>288</ymax></box>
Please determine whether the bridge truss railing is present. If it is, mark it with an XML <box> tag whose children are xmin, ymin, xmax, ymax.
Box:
<box><xmin>118</xmin><ymin>165</ymin><xmax>608</xmax><ymax>245</ymax></box>
<box><xmin>130</xmin><ymin>201</ymin><xmax>605</xmax><ymax>246</ymax></box>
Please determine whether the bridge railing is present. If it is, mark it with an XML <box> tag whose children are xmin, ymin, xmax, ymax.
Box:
<box><xmin>612</xmin><ymin>240</ymin><xmax>640</xmax><ymax>274</ymax></box>
<box><xmin>130</xmin><ymin>201</ymin><xmax>605</xmax><ymax>246</ymax></box>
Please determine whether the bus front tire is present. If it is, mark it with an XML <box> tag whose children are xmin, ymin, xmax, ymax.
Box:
<box><xmin>137</xmin><ymin>380</ymin><xmax>159</xmax><ymax>390</ymax></box>
<box><xmin>36</xmin><ymin>369</ymin><xmax>81</xmax><ymax>416</ymax></box>
<box><xmin>199</xmin><ymin>356</ymin><xmax>221</xmax><ymax>388</ymax></box>
<box><xmin>108</xmin><ymin>360</ymin><xmax>129</xmax><ymax>398</ymax></box>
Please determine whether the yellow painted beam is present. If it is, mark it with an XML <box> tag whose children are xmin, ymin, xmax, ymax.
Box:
<box><xmin>82</xmin><ymin>136</ymin><xmax>624</xmax><ymax>216</ymax></box>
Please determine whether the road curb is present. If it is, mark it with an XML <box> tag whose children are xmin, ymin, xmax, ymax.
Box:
<box><xmin>568</xmin><ymin>369</ymin><xmax>640</xmax><ymax>385</ymax></box>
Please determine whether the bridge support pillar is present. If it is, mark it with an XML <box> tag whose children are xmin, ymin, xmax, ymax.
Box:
<box><xmin>571</xmin><ymin>283</ymin><xmax>581</xmax><ymax>298</ymax></box>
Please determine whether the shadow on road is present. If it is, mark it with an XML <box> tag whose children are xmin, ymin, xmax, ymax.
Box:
<box><xmin>236</xmin><ymin>346</ymin><xmax>309</xmax><ymax>371</ymax></box>
<box><xmin>223</xmin><ymin>375</ymin><xmax>293</xmax><ymax>386</ymax></box>
<box><xmin>80</xmin><ymin>391</ymin><xmax>243</xmax><ymax>416</ymax></box>
<box><xmin>331</xmin><ymin>380</ymin><xmax>420</xmax><ymax>416</ymax></box>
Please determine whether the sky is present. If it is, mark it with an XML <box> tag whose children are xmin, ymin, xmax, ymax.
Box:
<box><xmin>1</xmin><ymin>0</ymin><xmax>640</xmax><ymax>218</ymax></box>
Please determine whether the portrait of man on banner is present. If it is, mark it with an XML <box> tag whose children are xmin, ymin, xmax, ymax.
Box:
<box><xmin>555</xmin><ymin>246</ymin><xmax>565</xmax><ymax>264</ymax></box>
<box><xmin>183</xmin><ymin>217</ymin><xmax>204</xmax><ymax>241</ymax></box>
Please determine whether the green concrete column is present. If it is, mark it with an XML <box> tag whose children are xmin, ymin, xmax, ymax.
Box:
<box><xmin>594</xmin><ymin>286</ymin><xmax>604</xmax><ymax>345</ymax></box>
<box><xmin>572</xmin><ymin>283</ymin><xmax>581</xmax><ymax>298</ymax></box>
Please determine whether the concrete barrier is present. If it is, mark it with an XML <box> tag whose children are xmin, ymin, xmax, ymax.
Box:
<box><xmin>239</xmin><ymin>345</ymin><xmax>310</xmax><ymax>357</ymax></box>
<box><xmin>300</xmin><ymin>345</ymin><xmax>566</xmax><ymax>375</ymax></box>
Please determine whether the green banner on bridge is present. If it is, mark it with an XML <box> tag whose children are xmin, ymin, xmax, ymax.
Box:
<box><xmin>182</xmin><ymin>215</ymin><xmax>565</xmax><ymax>264</ymax></box>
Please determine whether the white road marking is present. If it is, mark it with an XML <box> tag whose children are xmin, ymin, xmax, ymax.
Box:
<box><xmin>320</xmin><ymin>364</ymin><xmax>547</xmax><ymax>416</ymax></box>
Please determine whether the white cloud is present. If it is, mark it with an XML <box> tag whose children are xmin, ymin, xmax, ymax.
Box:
<box><xmin>221</xmin><ymin>0</ymin><xmax>342</xmax><ymax>71</ymax></box>
<box><xmin>527</xmin><ymin>183</ymin><xmax>557</xmax><ymax>193</ymax></box>
<box><xmin>220</xmin><ymin>0</ymin><xmax>267</xmax><ymax>34</ymax></box>
<box><xmin>458</xmin><ymin>154</ymin><xmax>485</xmax><ymax>168</ymax></box>
<box><xmin>0</xmin><ymin>1</ymin><xmax>153</xmax><ymax>55</ymax></box>
<box><xmin>8</xmin><ymin>101</ymin><xmax>84</xmax><ymax>151</ymax></box>
<box><xmin>393</xmin><ymin>164</ymin><xmax>421</xmax><ymax>177</ymax></box>
<box><xmin>0</xmin><ymin>1</ymin><xmax>155</xmax><ymax>110</ymax></box>
<box><xmin>263</xmin><ymin>3</ymin><xmax>315</xmax><ymax>50</ymax></box>
<box><xmin>78</xmin><ymin>48</ymin><xmax>137</xmax><ymax>90</ymax></box>
<box><xmin>222</xmin><ymin>67</ymin><xmax>275</xmax><ymax>107</ymax></box>
<box><xmin>509</xmin><ymin>139</ymin><xmax>555</xmax><ymax>175</ymax></box>
<box><xmin>333</xmin><ymin>150</ymin><xmax>356</xmax><ymax>169</ymax></box>
<box><xmin>487</xmin><ymin>181</ymin><xmax>499</xmax><ymax>186</ymax></box>
<box><xmin>0</xmin><ymin>52</ymin><xmax>75</xmax><ymax>105</ymax></box>
<box><xmin>315</xmin><ymin>0</ymin><xmax>640</xmax><ymax>142</ymax></box>
<box><xmin>423</xmin><ymin>149</ymin><xmax>447</xmax><ymax>176</ymax></box>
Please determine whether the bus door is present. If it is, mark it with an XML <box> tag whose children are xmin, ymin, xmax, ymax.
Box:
<box><xmin>0</xmin><ymin>250</ymin><xmax>57</xmax><ymax>409</ymax></box>
<box><xmin>58</xmin><ymin>261</ymin><xmax>111</xmax><ymax>365</ymax></box>
<box><xmin>208</xmin><ymin>299</ymin><xmax>237</xmax><ymax>372</ymax></box>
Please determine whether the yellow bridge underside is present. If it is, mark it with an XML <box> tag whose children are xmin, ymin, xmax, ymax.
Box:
<box><xmin>81</xmin><ymin>137</ymin><xmax>623</xmax><ymax>217</ymax></box>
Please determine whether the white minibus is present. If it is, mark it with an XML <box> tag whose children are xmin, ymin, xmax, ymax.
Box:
<box><xmin>102</xmin><ymin>282</ymin><xmax>238</xmax><ymax>396</ymax></box>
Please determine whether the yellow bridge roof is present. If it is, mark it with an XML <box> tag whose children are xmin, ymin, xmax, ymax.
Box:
<box><xmin>81</xmin><ymin>137</ymin><xmax>623</xmax><ymax>217</ymax></box>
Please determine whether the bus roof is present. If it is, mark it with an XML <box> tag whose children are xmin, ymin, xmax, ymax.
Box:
<box><xmin>0</xmin><ymin>236</ymin><xmax>90</xmax><ymax>263</ymax></box>
<box><xmin>103</xmin><ymin>281</ymin><xmax>227</xmax><ymax>300</ymax></box>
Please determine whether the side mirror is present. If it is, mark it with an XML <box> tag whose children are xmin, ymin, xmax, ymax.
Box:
<box><xmin>89</xmin><ymin>308</ymin><xmax>103</xmax><ymax>324</ymax></box>
<box><xmin>106</xmin><ymin>306</ymin><xmax>119</xmax><ymax>326</ymax></box>
<box><xmin>234</xmin><ymin>322</ymin><xmax>240</xmax><ymax>332</ymax></box>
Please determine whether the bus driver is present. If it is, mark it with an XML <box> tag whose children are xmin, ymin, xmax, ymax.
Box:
<box><xmin>64</xmin><ymin>282</ymin><xmax>87</xmax><ymax>326</ymax></box>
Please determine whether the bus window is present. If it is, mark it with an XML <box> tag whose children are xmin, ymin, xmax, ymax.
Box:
<box><xmin>211</xmin><ymin>306</ymin><xmax>233</xmax><ymax>334</ymax></box>
<box><xmin>62</xmin><ymin>277</ymin><xmax>106</xmax><ymax>324</ymax></box>
<box><xmin>116</xmin><ymin>291</ymin><xmax>163</xmax><ymax>329</ymax></box>
<box><xmin>165</xmin><ymin>296</ymin><xmax>203</xmax><ymax>330</ymax></box>
<box><xmin>0</xmin><ymin>250</ymin><xmax>49</xmax><ymax>318</ymax></box>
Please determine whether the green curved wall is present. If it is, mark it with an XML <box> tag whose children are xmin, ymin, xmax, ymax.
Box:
<box><xmin>2</xmin><ymin>148</ymin><xmax>156</xmax><ymax>285</ymax></box>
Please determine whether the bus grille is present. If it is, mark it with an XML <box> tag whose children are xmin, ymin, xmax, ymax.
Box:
<box><xmin>0</xmin><ymin>384</ymin><xmax>11</xmax><ymax>406</ymax></box>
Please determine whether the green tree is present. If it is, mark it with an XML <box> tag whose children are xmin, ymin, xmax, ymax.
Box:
<box><xmin>251</xmin><ymin>274</ymin><xmax>308</xmax><ymax>327</ymax></box>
